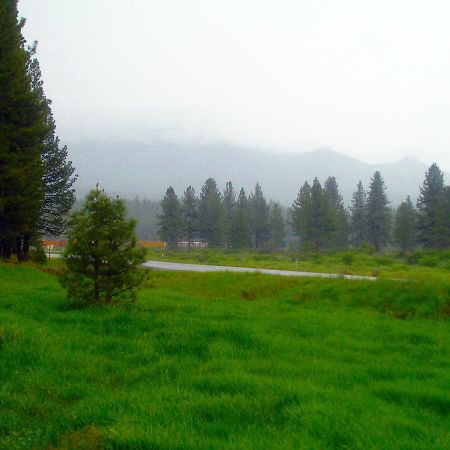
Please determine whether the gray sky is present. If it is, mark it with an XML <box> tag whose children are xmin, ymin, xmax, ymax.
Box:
<box><xmin>19</xmin><ymin>0</ymin><xmax>450</xmax><ymax>170</ymax></box>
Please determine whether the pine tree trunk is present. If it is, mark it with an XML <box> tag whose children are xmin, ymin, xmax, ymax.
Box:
<box><xmin>7</xmin><ymin>242</ymin><xmax>12</xmax><ymax>259</ymax></box>
<box><xmin>16</xmin><ymin>237</ymin><xmax>24</xmax><ymax>262</ymax></box>
<box><xmin>22</xmin><ymin>235</ymin><xmax>30</xmax><ymax>261</ymax></box>
<box><xmin>4</xmin><ymin>240</ymin><xmax>13</xmax><ymax>260</ymax></box>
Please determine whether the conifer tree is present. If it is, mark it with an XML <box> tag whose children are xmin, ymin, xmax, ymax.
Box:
<box><xmin>198</xmin><ymin>178</ymin><xmax>223</xmax><ymax>247</ymax></box>
<box><xmin>181</xmin><ymin>186</ymin><xmax>198</xmax><ymax>249</ymax></box>
<box><xmin>309</xmin><ymin>178</ymin><xmax>331</xmax><ymax>251</ymax></box>
<box><xmin>350</xmin><ymin>181</ymin><xmax>368</xmax><ymax>247</ymax></box>
<box><xmin>250</xmin><ymin>182</ymin><xmax>270</xmax><ymax>249</ymax></box>
<box><xmin>222</xmin><ymin>181</ymin><xmax>236</xmax><ymax>247</ymax></box>
<box><xmin>0</xmin><ymin>2</ymin><xmax>48</xmax><ymax>260</ymax></box>
<box><xmin>324</xmin><ymin>176</ymin><xmax>348</xmax><ymax>249</ymax></box>
<box><xmin>270</xmin><ymin>203</ymin><xmax>286</xmax><ymax>249</ymax></box>
<box><xmin>26</xmin><ymin>45</ymin><xmax>77</xmax><ymax>237</ymax></box>
<box><xmin>416</xmin><ymin>163</ymin><xmax>446</xmax><ymax>248</ymax></box>
<box><xmin>436</xmin><ymin>187</ymin><xmax>450</xmax><ymax>248</ymax></box>
<box><xmin>230</xmin><ymin>188</ymin><xmax>251</xmax><ymax>248</ymax></box>
<box><xmin>366</xmin><ymin>171</ymin><xmax>391</xmax><ymax>252</ymax></box>
<box><xmin>291</xmin><ymin>181</ymin><xmax>312</xmax><ymax>249</ymax></box>
<box><xmin>394</xmin><ymin>196</ymin><xmax>417</xmax><ymax>252</ymax></box>
<box><xmin>158</xmin><ymin>187</ymin><xmax>182</xmax><ymax>249</ymax></box>
<box><xmin>62</xmin><ymin>187</ymin><xmax>145</xmax><ymax>304</ymax></box>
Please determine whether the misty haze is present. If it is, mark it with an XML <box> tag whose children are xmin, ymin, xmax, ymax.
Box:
<box><xmin>70</xmin><ymin>137</ymin><xmax>449</xmax><ymax>205</ymax></box>
<box><xmin>2</xmin><ymin>1</ymin><xmax>450</xmax><ymax>449</ymax></box>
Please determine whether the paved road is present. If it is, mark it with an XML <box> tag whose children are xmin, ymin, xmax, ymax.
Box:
<box><xmin>142</xmin><ymin>260</ymin><xmax>377</xmax><ymax>281</ymax></box>
<box><xmin>53</xmin><ymin>254</ymin><xmax>376</xmax><ymax>281</ymax></box>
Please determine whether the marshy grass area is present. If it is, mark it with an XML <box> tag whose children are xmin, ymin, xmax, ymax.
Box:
<box><xmin>0</xmin><ymin>262</ymin><xmax>449</xmax><ymax>449</ymax></box>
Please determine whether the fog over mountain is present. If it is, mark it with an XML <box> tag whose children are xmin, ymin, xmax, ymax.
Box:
<box><xmin>70</xmin><ymin>138</ymin><xmax>449</xmax><ymax>206</ymax></box>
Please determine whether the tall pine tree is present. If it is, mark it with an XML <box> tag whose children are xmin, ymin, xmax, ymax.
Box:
<box><xmin>324</xmin><ymin>176</ymin><xmax>348</xmax><ymax>249</ymax></box>
<box><xmin>222</xmin><ymin>181</ymin><xmax>236</xmax><ymax>248</ymax></box>
<box><xmin>181</xmin><ymin>186</ymin><xmax>198</xmax><ymax>249</ymax></box>
<box><xmin>27</xmin><ymin>44</ymin><xmax>77</xmax><ymax>237</ymax></box>
<box><xmin>436</xmin><ymin>186</ymin><xmax>450</xmax><ymax>248</ymax></box>
<box><xmin>309</xmin><ymin>178</ymin><xmax>331</xmax><ymax>251</ymax></box>
<box><xmin>198</xmin><ymin>178</ymin><xmax>223</xmax><ymax>247</ymax></box>
<box><xmin>291</xmin><ymin>181</ymin><xmax>312</xmax><ymax>249</ymax></box>
<box><xmin>158</xmin><ymin>187</ymin><xmax>182</xmax><ymax>249</ymax></box>
<box><xmin>0</xmin><ymin>1</ymin><xmax>48</xmax><ymax>260</ymax></box>
<box><xmin>230</xmin><ymin>188</ymin><xmax>251</xmax><ymax>248</ymax></box>
<box><xmin>416</xmin><ymin>163</ymin><xmax>446</xmax><ymax>248</ymax></box>
<box><xmin>366</xmin><ymin>171</ymin><xmax>391</xmax><ymax>252</ymax></box>
<box><xmin>350</xmin><ymin>181</ymin><xmax>368</xmax><ymax>247</ymax></box>
<box><xmin>250</xmin><ymin>182</ymin><xmax>270</xmax><ymax>249</ymax></box>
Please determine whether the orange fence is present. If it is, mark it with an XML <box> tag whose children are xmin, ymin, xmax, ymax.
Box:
<box><xmin>139</xmin><ymin>240</ymin><xmax>166</xmax><ymax>249</ymax></box>
<box><xmin>42</xmin><ymin>240</ymin><xmax>67</xmax><ymax>248</ymax></box>
<box><xmin>41</xmin><ymin>240</ymin><xmax>165</xmax><ymax>249</ymax></box>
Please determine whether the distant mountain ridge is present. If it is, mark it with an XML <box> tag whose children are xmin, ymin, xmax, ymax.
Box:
<box><xmin>69</xmin><ymin>138</ymin><xmax>449</xmax><ymax>206</ymax></box>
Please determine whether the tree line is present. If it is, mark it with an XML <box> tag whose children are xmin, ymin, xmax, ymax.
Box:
<box><xmin>158</xmin><ymin>179</ymin><xmax>286</xmax><ymax>250</ymax></box>
<box><xmin>0</xmin><ymin>1</ymin><xmax>76</xmax><ymax>261</ymax></box>
<box><xmin>158</xmin><ymin>164</ymin><xmax>450</xmax><ymax>252</ymax></box>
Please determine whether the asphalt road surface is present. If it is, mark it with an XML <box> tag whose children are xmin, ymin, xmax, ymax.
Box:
<box><xmin>142</xmin><ymin>260</ymin><xmax>377</xmax><ymax>281</ymax></box>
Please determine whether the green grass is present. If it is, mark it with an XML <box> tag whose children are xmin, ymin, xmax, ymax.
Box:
<box><xmin>145</xmin><ymin>247</ymin><xmax>450</xmax><ymax>280</ymax></box>
<box><xmin>0</xmin><ymin>263</ymin><xmax>449</xmax><ymax>449</ymax></box>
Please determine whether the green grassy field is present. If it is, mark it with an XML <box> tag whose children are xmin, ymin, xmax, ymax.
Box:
<box><xmin>145</xmin><ymin>247</ymin><xmax>450</xmax><ymax>280</ymax></box>
<box><xmin>0</xmin><ymin>262</ymin><xmax>449</xmax><ymax>449</ymax></box>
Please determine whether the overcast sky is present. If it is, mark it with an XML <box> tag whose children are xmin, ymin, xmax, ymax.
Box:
<box><xmin>19</xmin><ymin>0</ymin><xmax>450</xmax><ymax>170</ymax></box>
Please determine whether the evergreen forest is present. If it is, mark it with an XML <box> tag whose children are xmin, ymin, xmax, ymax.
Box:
<box><xmin>156</xmin><ymin>166</ymin><xmax>450</xmax><ymax>252</ymax></box>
